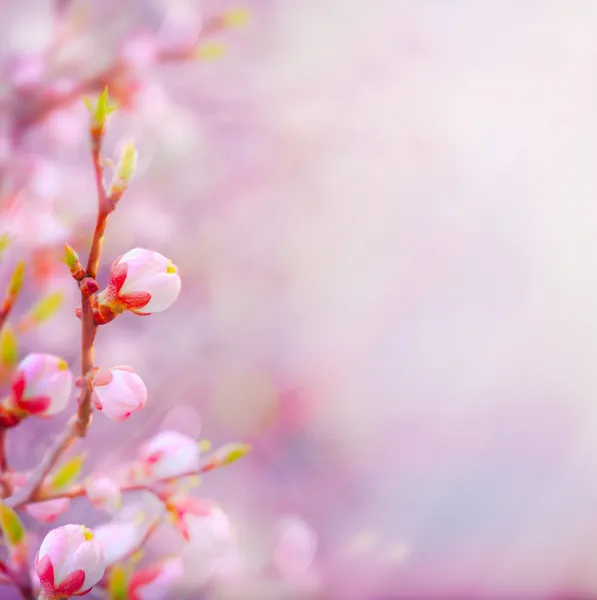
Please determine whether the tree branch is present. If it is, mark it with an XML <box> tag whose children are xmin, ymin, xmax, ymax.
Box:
<box><xmin>4</xmin><ymin>109</ymin><xmax>111</xmax><ymax>507</ymax></box>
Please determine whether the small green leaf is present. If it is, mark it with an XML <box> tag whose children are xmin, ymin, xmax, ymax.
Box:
<box><xmin>51</xmin><ymin>454</ymin><xmax>86</xmax><ymax>490</ymax></box>
<box><xmin>0</xmin><ymin>234</ymin><xmax>10</xmax><ymax>257</ymax></box>
<box><xmin>31</xmin><ymin>291</ymin><xmax>63</xmax><ymax>324</ymax></box>
<box><xmin>0</xmin><ymin>502</ymin><xmax>25</xmax><ymax>546</ymax></box>
<box><xmin>107</xmin><ymin>564</ymin><xmax>129</xmax><ymax>600</ymax></box>
<box><xmin>195</xmin><ymin>41</ymin><xmax>226</xmax><ymax>61</ymax></box>
<box><xmin>85</xmin><ymin>87</ymin><xmax>118</xmax><ymax>130</ymax></box>
<box><xmin>63</xmin><ymin>244</ymin><xmax>80</xmax><ymax>269</ymax></box>
<box><xmin>8</xmin><ymin>261</ymin><xmax>25</xmax><ymax>296</ymax></box>
<box><xmin>0</xmin><ymin>327</ymin><xmax>18</xmax><ymax>367</ymax></box>
<box><xmin>222</xmin><ymin>7</ymin><xmax>251</xmax><ymax>28</ymax></box>
<box><xmin>214</xmin><ymin>442</ymin><xmax>251</xmax><ymax>466</ymax></box>
<box><xmin>116</xmin><ymin>139</ymin><xmax>137</xmax><ymax>184</ymax></box>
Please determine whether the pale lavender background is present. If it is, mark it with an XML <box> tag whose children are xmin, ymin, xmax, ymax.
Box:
<box><xmin>1</xmin><ymin>1</ymin><xmax>597</xmax><ymax>598</ymax></box>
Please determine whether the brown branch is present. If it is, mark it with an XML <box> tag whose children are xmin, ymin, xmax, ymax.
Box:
<box><xmin>3</xmin><ymin>418</ymin><xmax>77</xmax><ymax>509</ymax></box>
<box><xmin>0</xmin><ymin>428</ymin><xmax>7</xmax><ymax>474</ymax></box>
<box><xmin>4</xmin><ymin>111</ymin><xmax>111</xmax><ymax>508</ymax></box>
<box><xmin>12</xmin><ymin>458</ymin><xmax>221</xmax><ymax>507</ymax></box>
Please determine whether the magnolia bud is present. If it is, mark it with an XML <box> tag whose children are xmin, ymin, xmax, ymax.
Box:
<box><xmin>91</xmin><ymin>366</ymin><xmax>147</xmax><ymax>421</ymax></box>
<box><xmin>24</xmin><ymin>499</ymin><xmax>70</xmax><ymax>524</ymax></box>
<box><xmin>139</xmin><ymin>431</ymin><xmax>200</xmax><ymax>480</ymax></box>
<box><xmin>84</xmin><ymin>475</ymin><xmax>122</xmax><ymax>513</ymax></box>
<box><xmin>35</xmin><ymin>525</ymin><xmax>105</xmax><ymax>598</ymax></box>
<box><xmin>7</xmin><ymin>354</ymin><xmax>73</xmax><ymax>417</ymax></box>
<box><xmin>97</xmin><ymin>248</ymin><xmax>181</xmax><ymax>316</ymax></box>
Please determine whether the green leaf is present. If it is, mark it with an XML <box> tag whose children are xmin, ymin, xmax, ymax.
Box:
<box><xmin>195</xmin><ymin>41</ymin><xmax>226</xmax><ymax>61</ymax></box>
<box><xmin>0</xmin><ymin>327</ymin><xmax>18</xmax><ymax>367</ymax></box>
<box><xmin>107</xmin><ymin>564</ymin><xmax>129</xmax><ymax>600</ymax></box>
<box><xmin>116</xmin><ymin>139</ymin><xmax>137</xmax><ymax>184</ymax></box>
<box><xmin>0</xmin><ymin>234</ymin><xmax>10</xmax><ymax>257</ymax></box>
<box><xmin>51</xmin><ymin>454</ymin><xmax>86</xmax><ymax>490</ymax></box>
<box><xmin>213</xmin><ymin>442</ymin><xmax>251</xmax><ymax>466</ymax></box>
<box><xmin>31</xmin><ymin>291</ymin><xmax>63</xmax><ymax>324</ymax></box>
<box><xmin>222</xmin><ymin>7</ymin><xmax>251</xmax><ymax>28</ymax></box>
<box><xmin>0</xmin><ymin>502</ymin><xmax>25</xmax><ymax>546</ymax></box>
<box><xmin>63</xmin><ymin>243</ymin><xmax>80</xmax><ymax>269</ymax></box>
<box><xmin>84</xmin><ymin>87</ymin><xmax>118</xmax><ymax>130</ymax></box>
<box><xmin>8</xmin><ymin>261</ymin><xmax>25</xmax><ymax>296</ymax></box>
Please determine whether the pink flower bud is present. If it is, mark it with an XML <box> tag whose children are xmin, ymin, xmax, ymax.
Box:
<box><xmin>8</xmin><ymin>354</ymin><xmax>73</xmax><ymax>417</ymax></box>
<box><xmin>83</xmin><ymin>475</ymin><xmax>122</xmax><ymax>513</ymax></box>
<box><xmin>97</xmin><ymin>248</ymin><xmax>181</xmax><ymax>317</ymax></box>
<box><xmin>24</xmin><ymin>499</ymin><xmax>70</xmax><ymax>524</ymax></box>
<box><xmin>35</xmin><ymin>525</ymin><xmax>105</xmax><ymax>598</ymax></box>
<box><xmin>91</xmin><ymin>366</ymin><xmax>147</xmax><ymax>421</ymax></box>
<box><xmin>139</xmin><ymin>431</ymin><xmax>200</xmax><ymax>480</ymax></box>
<box><xmin>128</xmin><ymin>556</ymin><xmax>184</xmax><ymax>600</ymax></box>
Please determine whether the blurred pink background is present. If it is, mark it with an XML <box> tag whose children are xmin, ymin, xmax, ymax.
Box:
<box><xmin>2</xmin><ymin>1</ymin><xmax>597</xmax><ymax>598</ymax></box>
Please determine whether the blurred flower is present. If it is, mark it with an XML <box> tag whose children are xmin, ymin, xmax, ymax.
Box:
<box><xmin>166</xmin><ymin>495</ymin><xmax>212</xmax><ymax>541</ymax></box>
<box><xmin>178</xmin><ymin>501</ymin><xmax>233</xmax><ymax>588</ymax></box>
<box><xmin>97</xmin><ymin>248</ymin><xmax>181</xmax><ymax>320</ymax></box>
<box><xmin>35</xmin><ymin>525</ymin><xmax>105</xmax><ymax>598</ymax></box>
<box><xmin>94</xmin><ymin>515</ymin><xmax>152</xmax><ymax>566</ymax></box>
<box><xmin>91</xmin><ymin>366</ymin><xmax>147</xmax><ymax>421</ymax></box>
<box><xmin>24</xmin><ymin>498</ymin><xmax>70</xmax><ymax>524</ymax></box>
<box><xmin>168</xmin><ymin>496</ymin><xmax>232</xmax><ymax>552</ymax></box>
<box><xmin>118</xmin><ymin>30</ymin><xmax>158</xmax><ymax>70</ymax></box>
<box><xmin>272</xmin><ymin>516</ymin><xmax>318</xmax><ymax>578</ymax></box>
<box><xmin>139</xmin><ymin>430</ymin><xmax>200</xmax><ymax>480</ymax></box>
<box><xmin>6</xmin><ymin>353</ymin><xmax>73</xmax><ymax>418</ymax></box>
<box><xmin>128</xmin><ymin>556</ymin><xmax>184</xmax><ymax>600</ymax></box>
<box><xmin>83</xmin><ymin>474</ymin><xmax>122</xmax><ymax>513</ymax></box>
<box><xmin>5</xmin><ymin>52</ymin><xmax>44</xmax><ymax>91</ymax></box>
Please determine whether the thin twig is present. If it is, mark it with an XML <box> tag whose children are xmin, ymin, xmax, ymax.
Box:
<box><xmin>3</xmin><ymin>418</ymin><xmax>77</xmax><ymax>509</ymax></box>
<box><xmin>0</xmin><ymin>428</ymin><xmax>7</xmax><ymax>474</ymax></box>
<box><xmin>10</xmin><ymin>457</ymin><xmax>221</xmax><ymax>507</ymax></box>
<box><xmin>4</xmin><ymin>113</ymin><xmax>110</xmax><ymax>507</ymax></box>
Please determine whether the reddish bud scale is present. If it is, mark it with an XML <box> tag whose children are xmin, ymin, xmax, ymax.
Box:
<box><xmin>79</xmin><ymin>277</ymin><xmax>99</xmax><ymax>297</ymax></box>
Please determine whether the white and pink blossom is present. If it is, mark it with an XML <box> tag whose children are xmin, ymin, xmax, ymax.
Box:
<box><xmin>138</xmin><ymin>430</ymin><xmax>200</xmax><ymax>480</ymax></box>
<box><xmin>93</xmin><ymin>518</ymin><xmax>150</xmax><ymax>566</ymax></box>
<box><xmin>84</xmin><ymin>474</ymin><xmax>122</xmax><ymax>513</ymax></box>
<box><xmin>35</xmin><ymin>525</ymin><xmax>105</xmax><ymax>599</ymax></box>
<box><xmin>7</xmin><ymin>353</ymin><xmax>73</xmax><ymax>417</ymax></box>
<box><xmin>128</xmin><ymin>556</ymin><xmax>184</xmax><ymax>600</ymax></box>
<box><xmin>97</xmin><ymin>248</ymin><xmax>181</xmax><ymax>319</ymax></box>
<box><xmin>91</xmin><ymin>366</ymin><xmax>147</xmax><ymax>421</ymax></box>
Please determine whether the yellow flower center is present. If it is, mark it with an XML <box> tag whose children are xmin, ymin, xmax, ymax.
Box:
<box><xmin>57</xmin><ymin>359</ymin><xmax>68</xmax><ymax>371</ymax></box>
<box><xmin>82</xmin><ymin>527</ymin><xmax>93</xmax><ymax>541</ymax></box>
<box><xmin>166</xmin><ymin>261</ymin><xmax>177</xmax><ymax>274</ymax></box>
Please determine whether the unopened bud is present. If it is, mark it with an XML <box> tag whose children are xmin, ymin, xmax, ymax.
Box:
<box><xmin>64</xmin><ymin>244</ymin><xmax>85</xmax><ymax>281</ymax></box>
<box><xmin>35</xmin><ymin>525</ymin><xmax>105</xmax><ymax>598</ymax></box>
<box><xmin>109</xmin><ymin>139</ymin><xmax>137</xmax><ymax>204</ymax></box>
<box><xmin>79</xmin><ymin>277</ymin><xmax>99</xmax><ymax>297</ymax></box>
<box><xmin>83</xmin><ymin>87</ymin><xmax>117</xmax><ymax>142</ymax></box>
